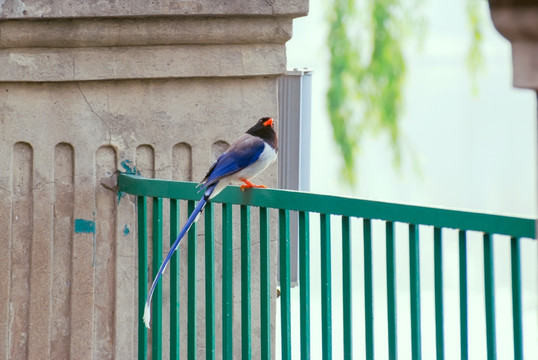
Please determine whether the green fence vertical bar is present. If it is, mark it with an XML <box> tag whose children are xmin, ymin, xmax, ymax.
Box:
<box><xmin>342</xmin><ymin>216</ymin><xmax>353</xmax><ymax>360</ymax></box>
<box><xmin>363</xmin><ymin>218</ymin><xmax>374</xmax><ymax>360</ymax></box>
<box><xmin>409</xmin><ymin>224</ymin><xmax>421</xmax><ymax>360</ymax></box>
<box><xmin>386</xmin><ymin>221</ymin><xmax>397</xmax><ymax>360</ymax></box>
<box><xmin>434</xmin><ymin>227</ymin><xmax>444</xmax><ymax>360</ymax></box>
<box><xmin>241</xmin><ymin>205</ymin><xmax>252</xmax><ymax>360</ymax></box>
<box><xmin>187</xmin><ymin>200</ymin><xmax>197</xmax><ymax>360</ymax></box>
<box><xmin>205</xmin><ymin>203</ymin><xmax>215</xmax><ymax>360</ymax></box>
<box><xmin>458</xmin><ymin>230</ymin><xmax>468</xmax><ymax>360</ymax></box>
<box><xmin>138</xmin><ymin>196</ymin><xmax>148</xmax><ymax>360</ymax></box>
<box><xmin>483</xmin><ymin>233</ymin><xmax>496</xmax><ymax>360</ymax></box>
<box><xmin>299</xmin><ymin>211</ymin><xmax>310</xmax><ymax>360</ymax></box>
<box><xmin>320</xmin><ymin>213</ymin><xmax>332</xmax><ymax>360</ymax></box>
<box><xmin>279</xmin><ymin>209</ymin><xmax>291</xmax><ymax>360</ymax></box>
<box><xmin>222</xmin><ymin>203</ymin><xmax>233</xmax><ymax>360</ymax></box>
<box><xmin>259</xmin><ymin>207</ymin><xmax>271</xmax><ymax>360</ymax></box>
<box><xmin>170</xmin><ymin>199</ymin><xmax>180</xmax><ymax>360</ymax></box>
<box><xmin>510</xmin><ymin>237</ymin><xmax>523</xmax><ymax>360</ymax></box>
<box><xmin>152</xmin><ymin>197</ymin><xmax>163</xmax><ymax>360</ymax></box>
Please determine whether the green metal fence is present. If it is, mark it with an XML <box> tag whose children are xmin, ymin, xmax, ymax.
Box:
<box><xmin>118</xmin><ymin>173</ymin><xmax>535</xmax><ymax>360</ymax></box>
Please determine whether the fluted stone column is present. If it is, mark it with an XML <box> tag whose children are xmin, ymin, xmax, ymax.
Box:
<box><xmin>0</xmin><ymin>1</ymin><xmax>308</xmax><ymax>359</ymax></box>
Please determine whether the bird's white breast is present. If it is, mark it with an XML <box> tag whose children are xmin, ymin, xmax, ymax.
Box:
<box><xmin>207</xmin><ymin>143</ymin><xmax>277</xmax><ymax>199</ymax></box>
<box><xmin>232</xmin><ymin>143</ymin><xmax>277</xmax><ymax>182</ymax></box>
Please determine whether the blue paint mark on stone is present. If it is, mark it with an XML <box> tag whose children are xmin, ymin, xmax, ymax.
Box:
<box><xmin>121</xmin><ymin>159</ymin><xmax>140</xmax><ymax>175</ymax></box>
<box><xmin>118</xmin><ymin>159</ymin><xmax>139</xmax><ymax>205</ymax></box>
<box><xmin>74</xmin><ymin>219</ymin><xmax>96</xmax><ymax>234</ymax></box>
<box><xmin>123</xmin><ymin>224</ymin><xmax>130</xmax><ymax>236</ymax></box>
<box><xmin>117</xmin><ymin>191</ymin><xmax>125</xmax><ymax>205</ymax></box>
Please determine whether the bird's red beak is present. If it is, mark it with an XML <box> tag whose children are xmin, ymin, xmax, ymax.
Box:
<box><xmin>263</xmin><ymin>118</ymin><xmax>274</xmax><ymax>127</ymax></box>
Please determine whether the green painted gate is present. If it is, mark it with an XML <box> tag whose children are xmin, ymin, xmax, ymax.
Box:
<box><xmin>118</xmin><ymin>173</ymin><xmax>535</xmax><ymax>360</ymax></box>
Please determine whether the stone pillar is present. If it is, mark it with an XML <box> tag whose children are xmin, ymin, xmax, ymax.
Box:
<box><xmin>487</xmin><ymin>0</ymin><xmax>538</xmax><ymax>233</ymax></box>
<box><xmin>0</xmin><ymin>1</ymin><xmax>308</xmax><ymax>359</ymax></box>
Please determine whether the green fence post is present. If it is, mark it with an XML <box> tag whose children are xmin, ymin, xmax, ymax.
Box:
<box><xmin>363</xmin><ymin>218</ymin><xmax>374</xmax><ymax>359</ymax></box>
<box><xmin>459</xmin><ymin>230</ymin><xmax>468</xmax><ymax>360</ymax></box>
<box><xmin>279</xmin><ymin>209</ymin><xmax>291</xmax><ymax>360</ymax></box>
<box><xmin>205</xmin><ymin>203</ymin><xmax>215</xmax><ymax>360</ymax></box>
<box><xmin>510</xmin><ymin>237</ymin><xmax>523</xmax><ymax>360</ymax></box>
<box><xmin>342</xmin><ymin>216</ymin><xmax>353</xmax><ymax>360</ymax></box>
<box><xmin>152</xmin><ymin>197</ymin><xmax>163</xmax><ymax>360</ymax></box>
<box><xmin>409</xmin><ymin>224</ymin><xmax>421</xmax><ymax>360</ymax></box>
<box><xmin>170</xmin><ymin>199</ymin><xmax>180</xmax><ymax>360</ymax></box>
<box><xmin>187</xmin><ymin>200</ymin><xmax>197</xmax><ymax>360</ymax></box>
<box><xmin>483</xmin><ymin>233</ymin><xmax>496</xmax><ymax>360</ymax></box>
<box><xmin>260</xmin><ymin>207</ymin><xmax>271</xmax><ymax>360</ymax></box>
<box><xmin>320</xmin><ymin>213</ymin><xmax>332</xmax><ymax>360</ymax></box>
<box><xmin>241</xmin><ymin>205</ymin><xmax>252</xmax><ymax>360</ymax></box>
<box><xmin>434</xmin><ymin>227</ymin><xmax>444</xmax><ymax>360</ymax></box>
<box><xmin>138</xmin><ymin>196</ymin><xmax>148</xmax><ymax>360</ymax></box>
<box><xmin>299</xmin><ymin>211</ymin><xmax>311</xmax><ymax>360</ymax></box>
<box><xmin>386</xmin><ymin>221</ymin><xmax>397</xmax><ymax>360</ymax></box>
<box><xmin>222</xmin><ymin>203</ymin><xmax>233</xmax><ymax>360</ymax></box>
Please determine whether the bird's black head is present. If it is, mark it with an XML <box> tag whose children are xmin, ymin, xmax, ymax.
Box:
<box><xmin>246</xmin><ymin>117</ymin><xmax>278</xmax><ymax>150</ymax></box>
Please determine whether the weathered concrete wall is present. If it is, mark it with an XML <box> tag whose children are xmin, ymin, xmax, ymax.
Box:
<box><xmin>0</xmin><ymin>1</ymin><xmax>308</xmax><ymax>359</ymax></box>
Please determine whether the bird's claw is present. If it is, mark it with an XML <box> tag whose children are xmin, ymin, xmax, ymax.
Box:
<box><xmin>240</xmin><ymin>184</ymin><xmax>267</xmax><ymax>191</ymax></box>
<box><xmin>240</xmin><ymin>178</ymin><xmax>267</xmax><ymax>190</ymax></box>
<box><xmin>240</xmin><ymin>180</ymin><xmax>267</xmax><ymax>191</ymax></box>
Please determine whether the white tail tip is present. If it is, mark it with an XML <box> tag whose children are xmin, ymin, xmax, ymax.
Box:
<box><xmin>143</xmin><ymin>303</ymin><xmax>151</xmax><ymax>329</ymax></box>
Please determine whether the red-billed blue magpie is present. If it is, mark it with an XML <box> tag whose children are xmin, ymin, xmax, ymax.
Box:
<box><xmin>144</xmin><ymin>117</ymin><xmax>278</xmax><ymax>328</ymax></box>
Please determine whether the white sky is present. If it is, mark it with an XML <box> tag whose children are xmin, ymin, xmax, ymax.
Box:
<box><xmin>286</xmin><ymin>0</ymin><xmax>536</xmax><ymax>218</ymax></box>
<box><xmin>282</xmin><ymin>0</ymin><xmax>537</xmax><ymax>359</ymax></box>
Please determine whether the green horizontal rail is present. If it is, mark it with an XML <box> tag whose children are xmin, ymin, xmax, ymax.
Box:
<box><xmin>119</xmin><ymin>173</ymin><xmax>535</xmax><ymax>239</ymax></box>
<box><xmin>124</xmin><ymin>173</ymin><xmax>535</xmax><ymax>360</ymax></box>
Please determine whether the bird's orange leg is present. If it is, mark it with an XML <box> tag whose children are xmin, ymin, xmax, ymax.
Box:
<box><xmin>240</xmin><ymin>178</ymin><xmax>267</xmax><ymax>190</ymax></box>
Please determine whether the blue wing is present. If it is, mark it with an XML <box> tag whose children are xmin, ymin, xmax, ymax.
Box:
<box><xmin>201</xmin><ymin>135</ymin><xmax>265</xmax><ymax>188</ymax></box>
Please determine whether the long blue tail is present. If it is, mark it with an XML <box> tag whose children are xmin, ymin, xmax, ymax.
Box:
<box><xmin>143</xmin><ymin>185</ymin><xmax>215</xmax><ymax>328</ymax></box>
